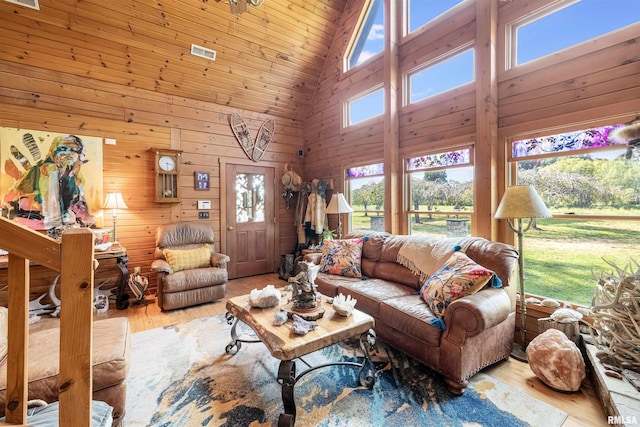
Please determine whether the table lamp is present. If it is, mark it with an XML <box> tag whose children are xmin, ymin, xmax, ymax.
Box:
<box><xmin>103</xmin><ymin>192</ymin><xmax>128</xmax><ymax>247</ymax></box>
<box><xmin>325</xmin><ymin>192</ymin><xmax>353</xmax><ymax>239</ymax></box>
<box><xmin>495</xmin><ymin>184</ymin><xmax>551</xmax><ymax>362</ymax></box>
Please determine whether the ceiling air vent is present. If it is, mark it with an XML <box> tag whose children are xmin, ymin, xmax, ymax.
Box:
<box><xmin>4</xmin><ymin>0</ymin><xmax>39</xmax><ymax>10</ymax></box>
<box><xmin>191</xmin><ymin>44</ymin><xmax>216</xmax><ymax>61</ymax></box>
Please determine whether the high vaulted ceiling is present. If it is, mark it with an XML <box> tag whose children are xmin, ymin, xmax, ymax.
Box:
<box><xmin>1</xmin><ymin>0</ymin><xmax>348</xmax><ymax>121</ymax></box>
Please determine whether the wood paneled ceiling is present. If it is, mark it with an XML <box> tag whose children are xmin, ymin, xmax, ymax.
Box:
<box><xmin>1</xmin><ymin>0</ymin><xmax>348</xmax><ymax>121</ymax></box>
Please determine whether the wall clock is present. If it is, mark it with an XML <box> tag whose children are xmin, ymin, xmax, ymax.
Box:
<box><xmin>152</xmin><ymin>148</ymin><xmax>182</xmax><ymax>203</ymax></box>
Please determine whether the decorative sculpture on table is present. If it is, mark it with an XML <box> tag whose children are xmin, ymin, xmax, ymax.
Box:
<box><xmin>288</xmin><ymin>262</ymin><xmax>317</xmax><ymax>310</ymax></box>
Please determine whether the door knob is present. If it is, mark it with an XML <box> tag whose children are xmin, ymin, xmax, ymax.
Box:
<box><xmin>227</xmin><ymin>225</ymin><xmax>234</xmax><ymax>230</ymax></box>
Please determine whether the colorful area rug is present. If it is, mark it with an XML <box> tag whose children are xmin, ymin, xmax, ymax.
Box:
<box><xmin>125</xmin><ymin>315</ymin><xmax>567</xmax><ymax>426</ymax></box>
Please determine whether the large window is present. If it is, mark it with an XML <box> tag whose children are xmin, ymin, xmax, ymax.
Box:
<box><xmin>509</xmin><ymin>0</ymin><xmax>640</xmax><ymax>67</ymax></box>
<box><xmin>405</xmin><ymin>0</ymin><xmax>465</xmax><ymax>35</ymax></box>
<box><xmin>345</xmin><ymin>87</ymin><xmax>384</xmax><ymax>126</ymax></box>
<box><xmin>346</xmin><ymin>0</ymin><xmax>384</xmax><ymax>70</ymax></box>
<box><xmin>406</xmin><ymin>48</ymin><xmax>474</xmax><ymax>105</ymax></box>
<box><xmin>406</xmin><ymin>148</ymin><xmax>474</xmax><ymax>237</ymax></box>
<box><xmin>510</xmin><ymin>123</ymin><xmax>640</xmax><ymax>306</ymax></box>
<box><xmin>346</xmin><ymin>163</ymin><xmax>385</xmax><ymax>232</ymax></box>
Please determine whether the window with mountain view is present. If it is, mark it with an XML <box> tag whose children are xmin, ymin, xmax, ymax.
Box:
<box><xmin>510</xmin><ymin>123</ymin><xmax>640</xmax><ymax>306</ymax></box>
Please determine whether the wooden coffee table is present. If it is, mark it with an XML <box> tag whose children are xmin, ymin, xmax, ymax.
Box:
<box><xmin>225</xmin><ymin>292</ymin><xmax>377</xmax><ymax>426</ymax></box>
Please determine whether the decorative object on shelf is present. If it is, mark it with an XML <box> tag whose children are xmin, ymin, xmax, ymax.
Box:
<box><xmin>230</xmin><ymin>112</ymin><xmax>275</xmax><ymax>162</ymax></box>
<box><xmin>152</xmin><ymin>148</ymin><xmax>182</xmax><ymax>203</ymax></box>
<box><xmin>103</xmin><ymin>192</ymin><xmax>128</xmax><ymax>248</ymax></box>
<box><xmin>249</xmin><ymin>284</ymin><xmax>281</xmax><ymax>308</ymax></box>
<box><xmin>195</xmin><ymin>171</ymin><xmax>210</xmax><ymax>190</ymax></box>
<box><xmin>495</xmin><ymin>184</ymin><xmax>552</xmax><ymax>362</ymax></box>
<box><xmin>325</xmin><ymin>192</ymin><xmax>353</xmax><ymax>239</ymax></box>
<box><xmin>589</xmin><ymin>258</ymin><xmax>640</xmax><ymax>373</ymax></box>
<box><xmin>538</xmin><ymin>308</ymin><xmax>583</xmax><ymax>345</ymax></box>
<box><xmin>526</xmin><ymin>328</ymin><xmax>585</xmax><ymax>392</ymax></box>
<box><xmin>332</xmin><ymin>293</ymin><xmax>357</xmax><ymax>317</ymax></box>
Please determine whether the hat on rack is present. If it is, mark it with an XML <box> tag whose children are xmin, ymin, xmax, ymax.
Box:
<box><xmin>282</xmin><ymin>165</ymin><xmax>302</xmax><ymax>191</ymax></box>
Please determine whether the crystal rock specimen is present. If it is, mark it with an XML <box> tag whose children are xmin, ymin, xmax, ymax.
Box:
<box><xmin>292</xmin><ymin>314</ymin><xmax>317</xmax><ymax>335</ymax></box>
<box><xmin>249</xmin><ymin>284</ymin><xmax>281</xmax><ymax>308</ymax></box>
<box><xmin>527</xmin><ymin>328</ymin><xmax>585</xmax><ymax>392</ymax></box>
<box><xmin>273</xmin><ymin>310</ymin><xmax>288</xmax><ymax>326</ymax></box>
<box><xmin>332</xmin><ymin>293</ymin><xmax>357</xmax><ymax>317</ymax></box>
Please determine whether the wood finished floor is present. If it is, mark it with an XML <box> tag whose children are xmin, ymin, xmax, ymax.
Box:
<box><xmin>111</xmin><ymin>273</ymin><xmax>607</xmax><ymax>427</ymax></box>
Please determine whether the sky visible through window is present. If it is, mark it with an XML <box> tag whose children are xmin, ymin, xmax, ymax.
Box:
<box><xmin>516</xmin><ymin>0</ymin><xmax>640</xmax><ymax>65</ymax></box>
<box><xmin>349</xmin><ymin>0</ymin><xmax>638</xmax><ymax>127</ymax></box>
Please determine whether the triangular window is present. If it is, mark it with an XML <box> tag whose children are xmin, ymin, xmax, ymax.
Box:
<box><xmin>346</xmin><ymin>0</ymin><xmax>384</xmax><ymax>71</ymax></box>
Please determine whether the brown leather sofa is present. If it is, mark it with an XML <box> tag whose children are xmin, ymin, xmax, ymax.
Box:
<box><xmin>151</xmin><ymin>221</ymin><xmax>230</xmax><ymax>311</ymax></box>
<box><xmin>0</xmin><ymin>316</ymin><xmax>130</xmax><ymax>426</ymax></box>
<box><xmin>305</xmin><ymin>231</ymin><xmax>519</xmax><ymax>394</ymax></box>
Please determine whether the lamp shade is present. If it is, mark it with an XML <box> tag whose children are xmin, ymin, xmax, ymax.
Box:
<box><xmin>103</xmin><ymin>192</ymin><xmax>128</xmax><ymax>210</ymax></box>
<box><xmin>326</xmin><ymin>193</ymin><xmax>353</xmax><ymax>214</ymax></box>
<box><xmin>495</xmin><ymin>185</ymin><xmax>551</xmax><ymax>219</ymax></box>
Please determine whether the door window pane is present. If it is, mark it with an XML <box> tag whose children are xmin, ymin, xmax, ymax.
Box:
<box><xmin>235</xmin><ymin>173</ymin><xmax>265</xmax><ymax>222</ymax></box>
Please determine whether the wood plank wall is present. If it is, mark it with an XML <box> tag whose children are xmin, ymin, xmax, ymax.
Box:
<box><xmin>0</xmin><ymin>0</ymin><xmax>349</xmax><ymax>295</ymax></box>
<box><xmin>303</xmin><ymin>0</ymin><xmax>640</xmax><ymax>242</ymax></box>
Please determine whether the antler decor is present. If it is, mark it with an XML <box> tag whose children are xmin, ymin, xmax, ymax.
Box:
<box><xmin>589</xmin><ymin>258</ymin><xmax>640</xmax><ymax>374</ymax></box>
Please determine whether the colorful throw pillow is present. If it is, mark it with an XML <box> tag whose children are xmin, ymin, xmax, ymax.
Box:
<box><xmin>420</xmin><ymin>248</ymin><xmax>500</xmax><ymax>321</ymax></box>
<box><xmin>163</xmin><ymin>245</ymin><xmax>211</xmax><ymax>272</ymax></box>
<box><xmin>319</xmin><ymin>238</ymin><xmax>364</xmax><ymax>278</ymax></box>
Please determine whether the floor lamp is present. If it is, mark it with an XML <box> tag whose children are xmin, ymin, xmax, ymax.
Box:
<box><xmin>103</xmin><ymin>192</ymin><xmax>128</xmax><ymax>248</ymax></box>
<box><xmin>325</xmin><ymin>192</ymin><xmax>353</xmax><ymax>239</ymax></box>
<box><xmin>495</xmin><ymin>184</ymin><xmax>551</xmax><ymax>362</ymax></box>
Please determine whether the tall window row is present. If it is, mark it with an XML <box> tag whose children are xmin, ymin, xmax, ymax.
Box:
<box><xmin>336</xmin><ymin>1</ymin><xmax>639</xmax><ymax>308</ymax></box>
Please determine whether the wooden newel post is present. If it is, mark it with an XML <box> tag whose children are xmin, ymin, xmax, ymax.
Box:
<box><xmin>59</xmin><ymin>228</ymin><xmax>95</xmax><ymax>427</ymax></box>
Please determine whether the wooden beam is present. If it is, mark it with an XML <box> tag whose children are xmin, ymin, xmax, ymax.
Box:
<box><xmin>474</xmin><ymin>0</ymin><xmax>499</xmax><ymax>240</ymax></box>
<box><xmin>58</xmin><ymin>228</ymin><xmax>95</xmax><ymax>427</ymax></box>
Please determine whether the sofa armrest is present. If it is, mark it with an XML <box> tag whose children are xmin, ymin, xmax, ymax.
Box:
<box><xmin>212</xmin><ymin>253</ymin><xmax>230</xmax><ymax>268</ymax></box>
<box><xmin>304</xmin><ymin>253</ymin><xmax>322</xmax><ymax>265</ymax></box>
<box><xmin>151</xmin><ymin>259</ymin><xmax>172</xmax><ymax>274</ymax></box>
<box><xmin>442</xmin><ymin>288</ymin><xmax>512</xmax><ymax>346</ymax></box>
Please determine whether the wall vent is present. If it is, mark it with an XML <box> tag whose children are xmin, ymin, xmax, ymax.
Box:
<box><xmin>191</xmin><ymin>44</ymin><xmax>216</xmax><ymax>61</ymax></box>
<box><xmin>4</xmin><ymin>0</ymin><xmax>39</xmax><ymax>10</ymax></box>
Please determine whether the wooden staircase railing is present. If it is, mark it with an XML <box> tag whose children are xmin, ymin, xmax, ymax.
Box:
<box><xmin>0</xmin><ymin>217</ymin><xmax>94</xmax><ymax>426</ymax></box>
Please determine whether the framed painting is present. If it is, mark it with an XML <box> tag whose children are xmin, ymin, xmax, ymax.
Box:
<box><xmin>195</xmin><ymin>171</ymin><xmax>209</xmax><ymax>190</ymax></box>
<box><xmin>0</xmin><ymin>127</ymin><xmax>104</xmax><ymax>231</ymax></box>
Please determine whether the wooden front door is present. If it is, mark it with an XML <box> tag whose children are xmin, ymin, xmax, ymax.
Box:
<box><xmin>225</xmin><ymin>164</ymin><xmax>275</xmax><ymax>279</ymax></box>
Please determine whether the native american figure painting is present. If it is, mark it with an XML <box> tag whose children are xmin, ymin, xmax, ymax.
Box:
<box><xmin>0</xmin><ymin>128</ymin><xmax>104</xmax><ymax>232</ymax></box>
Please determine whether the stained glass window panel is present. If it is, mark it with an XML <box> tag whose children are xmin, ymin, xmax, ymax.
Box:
<box><xmin>512</xmin><ymin>124</ymin><xmax>627</xmax><ymax>159</ymax></box>
<box><xmin>407</xmin><ymin>149</ymin><xmax>471</xmax><ymax>171</ymax></box>
<box><xmin>347</xmin><ymin>162</ymin><xmax>384</xmax><ymax>178</ymax></box>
